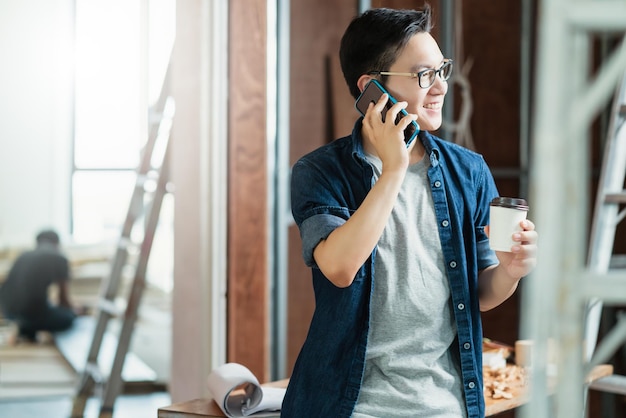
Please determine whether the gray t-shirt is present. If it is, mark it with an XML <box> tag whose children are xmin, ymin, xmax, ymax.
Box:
<box><xmin>352</xmin><ymin>154</ymin><xmax>467</xmax><ymax>418</ymax></box>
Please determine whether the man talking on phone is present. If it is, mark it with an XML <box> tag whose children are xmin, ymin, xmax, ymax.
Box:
<box><xmin>282</xmin><ymin>5</ymin><xmax>538</xmax><ymax>418</ymax></box>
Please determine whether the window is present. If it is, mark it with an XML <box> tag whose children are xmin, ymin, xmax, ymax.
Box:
<box><xmin>73</xmin><ymin>0</ymin><xmax>175</xmax><ymax>291</ymax></box>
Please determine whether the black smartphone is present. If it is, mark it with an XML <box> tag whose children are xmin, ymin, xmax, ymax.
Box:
<box><xmin>355</xmin><ymin>79</ymin><xmax>420</xmax><ymax>147</ymax></box>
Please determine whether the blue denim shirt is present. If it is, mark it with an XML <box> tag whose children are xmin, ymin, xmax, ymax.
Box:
<box><xmin>283</xmin><ymin>120</ymin><xmax>499</xmax><ymax>418</ymax></box>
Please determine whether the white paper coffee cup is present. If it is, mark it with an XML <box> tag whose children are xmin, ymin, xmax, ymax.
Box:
<box><xmin>489</xmin><ymin>197</ymin><xmax>529</xmax><ymax>252</ymax></box>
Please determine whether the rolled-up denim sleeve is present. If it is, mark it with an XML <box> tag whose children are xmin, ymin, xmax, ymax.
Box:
<box><xmin>476</xmin><ymin>229</ymin><xmax>498</xmax><ymax>270</ymax></box>
<box><xmin>299</xmin><ymin>213</ymin><xmax>346</xmax><ymax>268</ymax></box>
<box><xmin>476</xmin><ymin>157</ymin><xmax>500</xmax><ymax>270</ymax></box>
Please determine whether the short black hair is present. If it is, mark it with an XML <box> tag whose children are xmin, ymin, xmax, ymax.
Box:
<box><xmin>339</xmin><ymin>6</ymin><xmax>433</xmax><ymax>99</ymax></box>
<box><xmin>36</xmin><ymin>229</ymin><xmax>60</xmax><ymax>245</ymax></box>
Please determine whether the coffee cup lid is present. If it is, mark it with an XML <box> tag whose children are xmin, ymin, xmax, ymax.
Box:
<box><xmin>490</xmin><ymin>197</ymin><xmax>528</xmax><ymax>210</ymax></box>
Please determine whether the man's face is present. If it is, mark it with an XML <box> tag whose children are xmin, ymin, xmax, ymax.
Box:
<box><xmin>383</xmin><ymin>32</ymin><xmax>448</xmax><ymax>132</ymax></box>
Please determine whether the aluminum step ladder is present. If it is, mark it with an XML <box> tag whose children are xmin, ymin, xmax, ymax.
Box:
<box><xmin>70</xmin><ymin>94</ymin><xmax>175</xmax><ymax>418</ymax></box>
<box><xmin>522</xmin><ymin>1</ymin><xmax>626</xmax><ymax>417</ymax></box>
<box><xmin>583</xmin><ymin>69</ymin><xmax>626</xmax><ymax>411</ymax></box>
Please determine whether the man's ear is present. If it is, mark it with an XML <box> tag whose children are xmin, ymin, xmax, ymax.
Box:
<box><xmin>357</xmin><ymin>75</ymin><xmax>375</xmax><ymax>94</ymax></box>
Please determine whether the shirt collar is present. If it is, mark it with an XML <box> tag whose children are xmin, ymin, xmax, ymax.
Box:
<box><xmin>350</xmin><ymin>117</ymin><xmax>441</xmax><ymax>167</ymax></box>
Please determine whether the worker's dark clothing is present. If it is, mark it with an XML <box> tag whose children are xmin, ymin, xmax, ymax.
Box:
<box><xmin>0</xmin><ymin>244</ymin><xmax>75</xmax><ymax>340</ymax></box>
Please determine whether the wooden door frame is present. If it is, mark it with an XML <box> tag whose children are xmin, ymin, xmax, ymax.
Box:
<box><xmin>227</xmin><ymin>0</ymin><xmax>270</xmax><ymax>383</ymax></box>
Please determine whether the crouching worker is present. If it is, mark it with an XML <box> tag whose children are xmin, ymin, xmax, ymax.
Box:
<box><xmin>0</xmin><ymin>229</ymin><xmax>82</xmax><ymax>343</ymax></box>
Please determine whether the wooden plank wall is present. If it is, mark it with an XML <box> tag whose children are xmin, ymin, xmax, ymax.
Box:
<box><xmin>286</xmin><ymin>0</ymin><xmax>358</xmax><ymax>374</ymax></box>
<box><xmin>461</xmin><ymin>0</ymin><xmax>524</xmax><ymax>348</ymax></box>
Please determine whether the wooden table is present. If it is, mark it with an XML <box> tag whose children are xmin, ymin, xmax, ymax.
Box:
<box><xmin>483</xmin><ymin>363</ymin><xmax>613</xmax><ymax>416</ymax></box>
<box><xmin>158</xmin><ymin>379</ymin><xmax>288</xmax><ymax>418</ymax></box>
<box><xmin>158</xmin><ymin>366</ymin><xmax>614</xmax><ymax>417</ymax></box>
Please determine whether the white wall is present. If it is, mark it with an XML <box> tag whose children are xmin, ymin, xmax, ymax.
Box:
<box><xmin>0</xmin><ymin>0</ymin><xmax>74</xmax><ymax>248</ymax></box>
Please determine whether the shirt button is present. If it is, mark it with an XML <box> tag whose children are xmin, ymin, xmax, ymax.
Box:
<box><xmin>468</xmin><ymin>382</ymin><xmax>476</xmax><ymax>389</ymax></box>
<box><xmin>441</xmin><ymin>220</ymin><xmax>449</xmax><ymax>227</ymax></box>
<box><xmin>434</xmin><ymin>180</ymin><xmax>441</xmax><ymax>188</ymax></box>
<box><xmin>449</xmin><ymin>261</ymin><xmax>457</xmax><ymax>268</ymax></box>
<box><xmin>464</xmin><ymin>342</ymin><xmax>471</xmax><ymax>350</ymax></box>
<box><xmin>457</xmin><ymin>303</ymin><xmax>465</xmax><ymax>310</ymax></box>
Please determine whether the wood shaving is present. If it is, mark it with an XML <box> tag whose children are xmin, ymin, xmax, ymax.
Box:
<box><xmin>484</xmin><ymin>364</ymin><xmax>528</xmax><ymax>400</ymax></box>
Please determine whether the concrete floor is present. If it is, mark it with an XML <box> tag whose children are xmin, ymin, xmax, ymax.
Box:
<box><xmin>0</xmin><ymin>392</ymin><xmax>171</xmax><ymax>418</ymax></box>
<box><xmin>0</xmin><ymin>263</ymin><xmax>173</xmax><ymax>417</ymax></box>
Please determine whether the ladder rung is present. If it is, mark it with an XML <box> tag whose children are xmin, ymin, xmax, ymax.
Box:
<box><xmin>117</xmin><ymin>237</ymin><xmax>132</xmax><ymax>250</ymax></box>
<box><xmin>85</xmin><ymin>362</ymin><xmax>106</xmax><ymax>384</ymax></box>
<box><xmin>98</xmin><ymin>299</ymin><xmax>125</xmax><ymax>317</ymax></box>
<box><xmin>589</xmin><ymin>374</ymin><xmax>626</xmax><ymax>395</ymax></box>
<box><xmin>135</xmin><ymin>173</ymin><xmax>159</xmax><ymax>187</ymax></box>
<box><xmin>606</xmin><ymin>192</ymin><xmax>626</xmax><ymax>204</ymax></box>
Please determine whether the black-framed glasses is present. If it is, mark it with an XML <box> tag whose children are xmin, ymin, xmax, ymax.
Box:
<box><xmin>369</xmin><ymin>59</ymin><xmax>454</xmax><ymax>89</ymax></box>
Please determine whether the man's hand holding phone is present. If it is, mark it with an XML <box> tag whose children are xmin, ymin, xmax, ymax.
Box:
<box><xmin>355</xmin><ymin>79</ymin><xmax>420</xmax><ymax>147</ymax></box>
<box><xmin>361</xmin><ymin>92</ymin><xmax>418</xmax><ymax>173</ymax></box>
